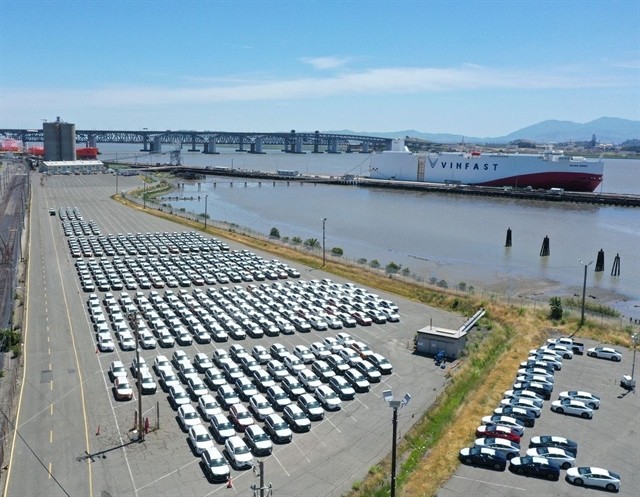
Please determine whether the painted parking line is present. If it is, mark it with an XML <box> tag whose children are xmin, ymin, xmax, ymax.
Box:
<box><xmin>452</xmin><ymin>474</ymin><xmax>526</xmax><ymax>491</ymax></box>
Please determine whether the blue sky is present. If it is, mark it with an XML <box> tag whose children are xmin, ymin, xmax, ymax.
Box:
<box><xmin>1</xmin><ymin>0</ymin><xmax>638</xmax><ymax>137</ymax></box>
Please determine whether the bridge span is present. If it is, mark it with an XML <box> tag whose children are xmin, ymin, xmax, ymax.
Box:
<box><xmin>0</xmin><ymin>128</ymin><xmax>405</xmax><ymax>154</ymax></box>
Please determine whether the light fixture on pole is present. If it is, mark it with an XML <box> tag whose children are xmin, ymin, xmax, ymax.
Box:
<box><xmin>127</xmin><ymin>312</ymin><xmax>144</xmax><ymax>441</ymax></box>
<box><xmin>383</xmin><ymin>389</ymin><xmax>411</xmax><ymax>497</ymax></box>
<box><xmin>579</xmin><ymin>259</ymin><xmax>593</xmax><ymax>326</ymax></box>
<box><xmin>204</xmin><ymin>194</ymin><xmax>208</xmax><ymax>229</ymax></box>
<box><xmin>321</xmin><ymin>217</ymin><xmax>327</xmax><ymax>267</ymax></box>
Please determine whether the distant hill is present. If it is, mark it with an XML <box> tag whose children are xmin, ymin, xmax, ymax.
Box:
<box><xmin>329</xmin><ymin>117</ymin><xmax>640</xmax><ymax>144</ymax></box>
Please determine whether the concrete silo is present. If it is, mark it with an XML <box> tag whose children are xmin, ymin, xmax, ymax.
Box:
<box><xmin>44</xmin><ymin>117</ymin><xmax>77</xmax><ymax>161</ymax></box>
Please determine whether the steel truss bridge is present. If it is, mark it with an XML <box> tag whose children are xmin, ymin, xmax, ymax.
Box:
<box><xmin>0</xmin><ymin>128</ymin><xmax>405</xmax><ymax>154</ymax></box>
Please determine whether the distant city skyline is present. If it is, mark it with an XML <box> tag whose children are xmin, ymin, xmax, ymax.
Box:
<box><xmin>1</xmin><ymin>1</ymin><xmax>638</xmax><ymax>137</ymax></box>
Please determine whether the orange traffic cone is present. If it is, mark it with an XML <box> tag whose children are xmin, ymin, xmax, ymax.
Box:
<box><xmin>227</xmin><ymin>475</ymin><xmax>233</xmax><ymax>489</ymax></box>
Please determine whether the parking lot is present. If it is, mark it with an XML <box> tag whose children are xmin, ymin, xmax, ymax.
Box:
<box><xmin>438</xmin><ymin>339</ymin><xmax>639</xmax><ymax>497</ymax></box>
<box><xmin>7</xmin><ymin>173</ymin><xmax>466</xmax><ymax>497</ymax></box>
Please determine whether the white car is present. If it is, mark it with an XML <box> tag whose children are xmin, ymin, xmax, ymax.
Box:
<box><xmin>178</xmin><ymin>404</ymin><xmax>202</xmax><ymax>431</ymax></box>
<box><xmin>525</xmin><ymin>447</ymin><xmax>575</xmax><ymax>469</ymax></box>
<box><xmin>248</xmin><ymin>394</ymin><xmax>275</xmax><ymax>421</ymax></box>
<box><xmin>187</xmin><ymin>376</ymin><xmax>208</xmax><ymax>399</ymax></box>
<box><xmin>169</xmin><ymin>384</ymin><xmax>190</xmax><ymax>408</ymax></box>
<box><xmin>293</xmin><ymin>345</ymin><xmax>315</xmax><ymax>364</ymax></box>
<box><xmin>201</xmin><ymin>447</ymin><xmax>230</xmax><ymax>483</ymax></box>
<box><xmin>587</xmin><ymin>347</ymin><xmax>622</xmax><ymax>361</ymax></box>
<box><xmin>503</xmin><ymin>389</ymin><xmax>545</xmax><ymax>402</ymax></box>
<box><xmin>298</xmin><ymin>369</ymin><xmax>322</xmax><ymax>392</ymax></box>
<box><xmin>224</xmin><ymin>435</ymin><xmax>254</xmax><ymax>469</ymax></box>
<box><xmin>558</xmin><ymin>390</ymin><xmax>600</xmax><ymax>409</ymax></box>
<box><xmin>244</xmin><ymin>424</ymin><xmax>273</xmax><ymax>456</ymax></box>
<box><xmin>153</xmin><ymin>354</ymin><xmax>171</xmax><ymax>373</ymax></box>
<box><xmin>263</xmin><ymin>413</ymin><xmax>293</xmax><ymax>444</ymax></box>
<box><xmin>550</xmin><ymin>399</ymin><xmax>593</xmax><ymax>419</ymax></box>
<box><xmin>97</xmin><ymin>332</ymin><xmax>115</xmax><ymax>352</ymax></box>
<box><xmin>310</xmin><ymin>342</ymin><xmax>331</xmax><ymax>360</ymax></box>
<box><xmin>474</xmin><ymin>437</ymin><xmax>520</xmax><ymax>459</ymax></box>
<box><xmin>110</xmin><ymin>360</ymin><xmax>128</xmax><ymax>381</ymax></box>
<box><xmin>566</xmin><ymin>467</ymin><xmax>621</xmax><ymax>491</ymax></box>
<box><xmin>159</xmin><ymin>368</ymin><xmax>180</xmax><ymax>391</ymax></box>
<box><xmin>499</xmin><ymin>398</ymin><xmax>542</xmax><ymax>417</ymax></box>
<box><xmin>315</xmin><ymin>385</ymin><xmax>342</xmax><ymax>411</ymax></box>
<box><xmin>198</xmin><ymin>394</ymin><xmax>222</xmax><ymax>419</ymax></box>
<box><xmin>188</xmin><ymin>423</ymin><xmax>214</xmax><ymax>454</ymax></box>
<box><xmin>251</xmin><ymin>345</ymin><xmax>271</xmax><ymax>364</ymax></box>
<box><xmin>283</xmin><ymin>404</ymin><xmax>311</xmax><ymax>432</ymax></box>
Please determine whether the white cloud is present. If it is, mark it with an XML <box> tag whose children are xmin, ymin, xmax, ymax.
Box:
<box><xmin>1</xmin><ymin>63</ymin><xmax>635</xmax><ymax>124</ymax></box>
<box><xmin>301</xmin><ymin>56</ymin><xmax>352</xmax><ymax>70</ymax></box>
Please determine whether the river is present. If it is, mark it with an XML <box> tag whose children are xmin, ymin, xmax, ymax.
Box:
<box><xmin>100</xmin><ymin>144</ymin><xmax>640</xmax><ymax>320</ymax></box>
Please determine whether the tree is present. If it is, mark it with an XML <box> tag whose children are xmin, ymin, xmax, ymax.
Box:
<box><xmin>401</xmin><ymin>267</ymin><xmax>410</xmax><ymax>277</ymax></box>
<box><xmin>357</xmin><ymin>258</ymin><xmax>367</xmax><ymax>265</ymax></box>
<box><xmin>369</xmin><ymin>259</ymin><xmax>380</xmax><ymax>269</ymax></box>
<box><xmin>331</xmin><ymin>247</ymin><xmax>343</xmax><ymax>257</ymax></box>
<box><xmin>291</xmin><ymin>236</ymin><xmax>302</xmax><ymax>245</ymax></box>
<box><xmin>269</xmin><ymin>227</ymin><xmax>280</xmax><ymax>238</ymax></box>
<box><xmin>549</xmin><ymin>297</ymin><xmax>563</xmax><ymax>320</ymax></box>
<box><xmin>385</xmin><ymin>262</ymin><xmax>401</xmax><ymax>274</ymax></box>
<box><xmin>304</xmin><ymin>238</ymin><xmax>320</xmax><ymax>248</ymax></box>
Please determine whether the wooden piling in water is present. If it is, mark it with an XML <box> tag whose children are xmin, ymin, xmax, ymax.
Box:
<box><xmin>539</xmin><ymin>235</ymin><xmax>550</xmax><ymax>256</ymax></box>
<box><xmin>505</xmin><ymin>227</ymin><xmax>512</xmax><ymax>247</ymax></box>
<box><xmin>611</xmin><ymin>253</ymin><xmax>621</xmax><ymax>276</ymax></box>
<box><xmin>595</xmin><ymin>249</ymin><xmax>605</xmax><ymax>272</ymax></box>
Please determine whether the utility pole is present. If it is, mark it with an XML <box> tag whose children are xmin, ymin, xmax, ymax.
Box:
<box><xmin>321</xmin><ymin>217</ymin><xmax>327</xmax><ymax>267</ymax></box>
<box><xmin>251</xmin><ymin>460</ymin><xmax>272</xmax><ymax>497</ymax></box>
<box><xmin>579</xmin><ymin>259</ymin><xmax>593</xmax><ymax>326</ymax></box>
<box><xmin>128</xmin><ymin>312</ymin><xmax>144</xmax><ymax>441</ymax></box>
<box><xmin>204</xmin><ymin>194</ymin><xmax>208</xmax><ymax>229</ymax></box>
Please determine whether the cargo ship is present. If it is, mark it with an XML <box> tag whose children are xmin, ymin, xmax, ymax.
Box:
<box><xmin>369</xmin><ymin>139</ymin><xmax>604</xmax><ymax>192</ymax></box>
<box><xmin>26</xmin><ymin>146</ymin><xmax>99</xmax><ymax>159</ymax></box>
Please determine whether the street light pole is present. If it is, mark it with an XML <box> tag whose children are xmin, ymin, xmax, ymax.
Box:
<box><xmin>390</xmin><ymin>405</ymin><xmax>398</xmax><ymax>497</ymax></box>
<box><xmin>204</xmin><ymin>194</ymin><xmax>208</xmax><ymax>229</ymax></box>
<box><xmin>321</xmin><ymin>217</ymin><xmax>327</xmax><ymax>267</ymax></box>
<box><xmin>579</xmin><ymin>259</ymin><xmax>593</xmax><ymax>326</ymax></box>
<box><xmin>143</xmin><ymin>178</ymin><xmax>147</xmax><ymax>209</ymax></box>
<box><xmin>128</xmin><ymin>312</ymin><xmax>144</xmax><ymax>441</ymax></box>
<box><xmin>383</xmin><ymin>390</ymin><xmax>411</xmax><ymax>497</ymax></box>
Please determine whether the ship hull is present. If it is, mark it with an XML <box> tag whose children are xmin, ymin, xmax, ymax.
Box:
<box><xmin>370</xmin><ymin>146</ymin><xmax>604</xmax><ymax>193</ymax></box>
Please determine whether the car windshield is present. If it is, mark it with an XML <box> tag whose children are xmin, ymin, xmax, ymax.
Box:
<box><xmin>274</xmin><ymin>422</ymin><xmax>288</xmax><ymax>431</ymax></box>
<box><xmin>196</xmin><ymin>434</ymin><xmax>210</xmax><ymax>442</ymax></box>
<box><xmin>234</xmin><ymin>445</ymin><xmax>250</xmax><ymax>454</ymax></box>
<box><xmin>220</xmin><ymin>421</ymin><xmax>233</xmax><ymax>430</ymax></box>
<box><xmin>211</xmin><ymin>458</ymin><xmax>226</xmax><ymax>466</ymax></box>
<box><xmin>254</xmin><ymin>432</ymin><xmax>269</xmax><ymax>442</ymax></box>
<box><xmin>325</xmin><ymin>391</ymin><xmax>337</xmax><ymax>399</ymax></box>
<box><xmin>185</xmin><ymin>411</ymin><xmax>198</xmax><ymax>419</ymax></box>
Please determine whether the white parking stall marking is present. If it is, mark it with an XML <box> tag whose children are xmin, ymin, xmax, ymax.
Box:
<box><xmin>270</xmin><ymin>450</ymin><xmax>291</xmax><ymax>477</ymax></box>
<box><xmin>452</xmin><ymin>475</ymin><xmax>526</xmax><ymax>491</ymax></box>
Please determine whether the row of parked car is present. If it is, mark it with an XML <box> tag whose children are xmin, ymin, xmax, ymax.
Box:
<box><xmin>125</xmin><ymin>337</ymin><xmax>395</xmax><ymax>482</ymax></box>
<box><xmin>87</xmin><ymin>273</ymin><xmax>400</xmax><ymax>356</ymax></box>
<box><xmin>459</xmin><ymin>337</ymin><xmax>621</xmax><ymax>491</ymax></box>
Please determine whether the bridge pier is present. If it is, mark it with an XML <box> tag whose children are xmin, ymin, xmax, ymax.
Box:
<box><xmin>360</xmin><ymin>142</ymin><xmax>370</xmax><ymax>153</ymax></box>
<box><xmin>327</xmin><ymin>137</ymin><xmax>340</xmax><ymax>154</ymax></box>
<box><xmin>203</xmin><ymin>137</ymin><xmax>219</xmax><ymax>154</ymax></box>
<box><xmin>140</xmin><ymin>136</ymin><xmax>150</xmax><ymax>152</ymax></box>
<box><xmin>188</xmin><ymin>135</ymin><xmax>198</xmax><ymax>152</ymax></box>
<box><xmin>249</xmin><ymin>137</ymin><xmax>265</xmax><ymax>154</ymax></box>
<box><xmin>151</xmin><ymin>136</ymin><xmax>162</xmax><ymax>153</ymax></box>
<box><xmin>236</xmin><ymin>136</ymin><xmax>247</xmax><ymax>152</ymax></box>
<box><xmin>312</xmin><ymin>130</ymin><xmax>323</xmax><ymax>153</ymax></box>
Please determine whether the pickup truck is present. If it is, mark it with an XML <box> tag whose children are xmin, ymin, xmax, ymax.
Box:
<box><xmin>547</xmin><ymin>337</ymin><xmax>584</xmax><ymax>355</ymax></box>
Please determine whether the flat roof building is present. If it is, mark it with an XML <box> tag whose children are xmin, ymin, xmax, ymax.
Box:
<box><xmin>41</xmin><ymin>160</ymin><xmax>104</xmax><ymax>174</ymax></box>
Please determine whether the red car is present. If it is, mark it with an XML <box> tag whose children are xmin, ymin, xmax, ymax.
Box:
<box><xmin>475</xmin><ymin>424</ymin><xmax>522</xmax><ymax>443</ymax></box>
<box><xmin>351</xmin><ymin>311</ymin><xmax>372</xmax><ymax>326</ymax></box>
<box><xmin>228</xmin><ymin>404</ymin><xmax>255</xmax><ymax>431</ymax></box>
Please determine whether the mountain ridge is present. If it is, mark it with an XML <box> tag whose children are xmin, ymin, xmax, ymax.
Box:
<box><xmin>328</xmin><ymin>117</ymin><xmax>639</xmax><ymax>144</ymax></box>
